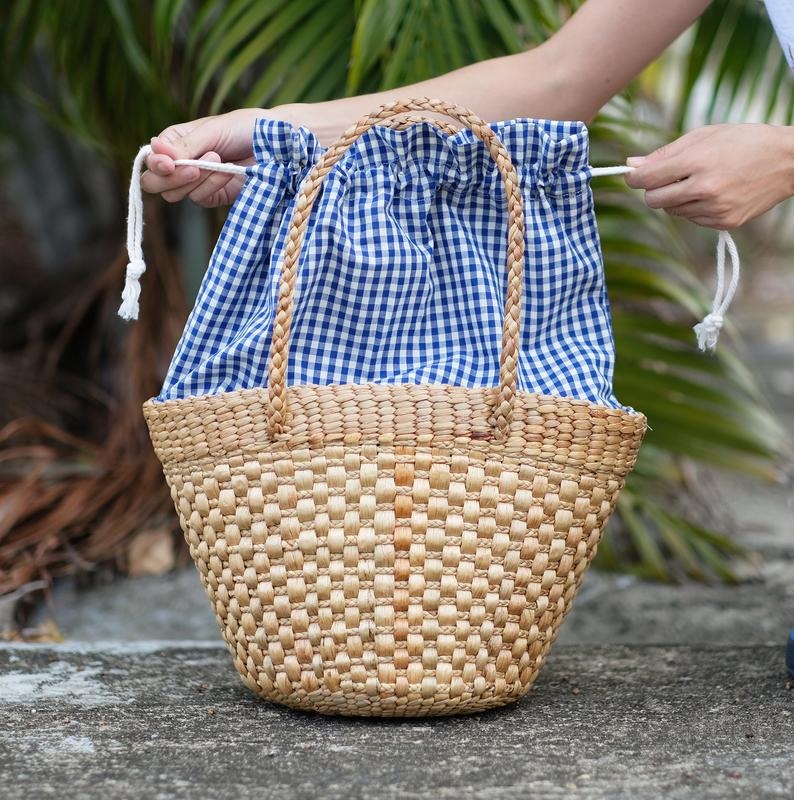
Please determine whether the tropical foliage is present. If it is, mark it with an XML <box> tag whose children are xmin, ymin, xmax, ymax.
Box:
<box><xmin>0</xmin><ymin>0</ymin><xmax>791</xmax><ymax>590</ymax></box>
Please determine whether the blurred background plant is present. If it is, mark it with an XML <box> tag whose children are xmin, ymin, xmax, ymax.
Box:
<box><xmin>0</xmin><ymin>0</ymin><xmax>792</xmax><ymax>600</ymax></box>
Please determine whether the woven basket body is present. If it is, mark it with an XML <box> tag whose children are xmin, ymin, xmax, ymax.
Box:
<box><xmin>144</xmin><ymin>100</ymin><xmax>646</xmax><ymax>716</ymax></box>
<box><xmin>145</xmin><ymin>385</ymin><xmax>644</xmax><ymax>716</ymax></box>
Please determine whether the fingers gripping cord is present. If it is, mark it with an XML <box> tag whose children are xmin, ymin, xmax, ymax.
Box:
<box><xmin>118</xmin><ymin>144</ymin><xmax>248</xmax><ymax>321</ymax></box>
<box><xmin>591</xmin><ymin>164</ymin><xmax>740</xmax><ymax>352</ymax></box>
<box><xmin>120</xmin><ymin>147</ymin><xmax>740</xmax><ymax>352</ymax></box>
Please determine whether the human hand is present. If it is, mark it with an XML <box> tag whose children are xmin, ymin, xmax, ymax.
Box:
<box><xmin>625</xmin><ymin>124</ymin><xmax>794</xmax><ymax>229</ymax></box>
<box><xmin>141</xmin><ymin>108</ymin><xmax>271</xmax><ymax>207</ymax></box>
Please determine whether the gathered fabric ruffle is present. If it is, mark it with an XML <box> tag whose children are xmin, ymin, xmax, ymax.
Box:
<box><xmin>159</xmin><ymin>117</ymin><xmax>628</xmax><ymax>413</ymax></box>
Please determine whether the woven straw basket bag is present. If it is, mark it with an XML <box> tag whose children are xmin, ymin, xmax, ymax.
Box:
<box><xmin>143</xmin><ymin>99</ymin><xmax>647</xmax><ymax>717</ymax></box>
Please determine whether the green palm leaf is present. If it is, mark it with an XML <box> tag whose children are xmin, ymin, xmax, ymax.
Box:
<box><xmin>679</xmin><ymin>0</ymin><xmax>794</xmax><ymax>127</ymax></box>
<box><xmin>0</xmin><ymin>0</ymin><xmax>787</xmax><ymax>580</ymax></box>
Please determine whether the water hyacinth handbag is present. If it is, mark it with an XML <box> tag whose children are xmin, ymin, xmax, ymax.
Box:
<box><xmin>122</xmin><ymin>98</ymin><xmax>656</xmax><ymax>717</ymax></box>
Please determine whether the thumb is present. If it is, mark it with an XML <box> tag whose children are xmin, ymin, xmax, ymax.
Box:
<box><xmin>640</xmin><ymin>135</ymin><xmax>691</xmax><ymax>165</ymax></box>
<box><xmin>151</xmin><ymin>117</ymin><xmax>221</xmax><ymax>162</ymax></box>
<box><xmin>626</xmin><ymin>144</ymin><xmax>670</xmax><ymax>170</ymax></box>
<box><xmin>149</xmin><ymin>110</ymin><xmax>260</xmax><ymax>170</ymax></box>
<box><xmin>148</xmin><ymin>120</ymin><xmax>222</xmax><ymax>178</ymax></box>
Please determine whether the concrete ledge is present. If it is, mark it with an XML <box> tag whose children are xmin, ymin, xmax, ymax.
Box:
<box><xmin>1</xmin><ymin>643</ymin><xmax>792</xmax><ymax>799</ymax></box>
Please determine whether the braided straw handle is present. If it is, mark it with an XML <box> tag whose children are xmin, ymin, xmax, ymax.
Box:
<box><xmin>267</xmin><ymin>97</ymin><xmax>526</xmax><ymax>437</ymax></box>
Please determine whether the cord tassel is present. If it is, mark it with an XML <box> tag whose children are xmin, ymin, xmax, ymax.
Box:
<box><xmin>118</xmin><ymin>145</ymin><xmax>151</xmax><ymax>321</ymax></box>
<box><xmin>590</xmin><ymin>165</ymin><xmax>741</xmax><ymax>352</ymax></box>
<box><xmin>693</xmin><ymin>230</ymin><xmax>740</xmax><ymax>352</ymax></box>
<box><xmin>118</xmin><ymin>144</ymin><xmax>248</xmax><ymax>321</ymax></box>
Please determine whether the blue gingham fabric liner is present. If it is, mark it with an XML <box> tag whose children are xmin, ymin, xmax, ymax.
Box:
<box><xmin>158</xmin><ymin>118</ymin><xmax>629</xmax><ymax>411</ymax></box>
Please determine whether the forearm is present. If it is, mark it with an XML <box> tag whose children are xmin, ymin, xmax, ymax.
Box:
<box><xmin>275</xmin><ymin>50</ymin><xmax>566</xmax><ymax>142</ymax></box>
<box><xmin>275</xmin><ymin>0</ymin><xmax>714</xmax><ymax>142</ymax></box>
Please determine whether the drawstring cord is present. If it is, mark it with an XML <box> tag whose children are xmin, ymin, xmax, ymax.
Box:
<box><xmin>591</xmin><ymin>164</ymin><xmax>740</xmax><ymax>351</ymax></box>
<box><xmin>119</xmin><ymin>147</ymin><xmax>740</xmax><ymax>352</ymax></box>
<box><xmin>693</xmin><ymin>230</ymin><xmax>740</xmax><ymax>351</ymax></box>
<box><xmin>118</xmin><ymin>144</ymin><xmax>248</xmax><ymax>321</ymax></box>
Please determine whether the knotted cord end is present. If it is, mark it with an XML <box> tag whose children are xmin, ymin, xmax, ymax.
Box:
<box><xmin>118</xmin><ymin>143</ymin><xmax>249</xmax><ymax>322</ymax></box>
<box><xmin>691</xmin><ymin>230</ymin><xmax>741</xmax><ymax>353</ymax></box>
<box><xmin>118</xmin><ymin>258</ymin><xmax>146</xmax><ymax>321</ymax></box>
<box><xmin>693</xmin><ymin>311</ymin><xmax>723</xmax><ymax>352</ymax></box>
<box><xmin>591</xmin><ymin>169</ymin><xmax>742</xmax><ymax>356</ymax></box>
<box><xmin>118</xmin><ymin>143</ymin><xmax>152</xmax><ymax>321</ymax></box>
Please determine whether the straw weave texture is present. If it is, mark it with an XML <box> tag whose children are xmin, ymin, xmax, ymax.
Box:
<box><xmin>144</xmin><ymin>99</ymin><xmax>646</xmax><ymax>715</ymax></box>
<box><xmin>145</xmin><ymin>386</ymin><xmax>645</xmax><ymax>716</ymax></box>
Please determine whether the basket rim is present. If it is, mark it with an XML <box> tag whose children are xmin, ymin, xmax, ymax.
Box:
<box><xmin>143</xmin><ymin>383</ymin><xmax>646</xmax><ymax>480</ymax></box>
<box><xmin>144</xmin><ymin>382</ymin><xmax>642</xmax><ymax>418</ymax></box>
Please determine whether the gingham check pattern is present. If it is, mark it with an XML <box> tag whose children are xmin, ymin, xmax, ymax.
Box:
<box><xmin>159</xmin><ymin>118</ymin><xmax>627</xmax><ymax>411</ymax></box>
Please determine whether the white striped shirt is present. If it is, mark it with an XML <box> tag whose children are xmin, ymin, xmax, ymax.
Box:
<box><xmin>766</xmin><ymin>0</ymin><xmax>794</xmax><ymax>68</ymax></box>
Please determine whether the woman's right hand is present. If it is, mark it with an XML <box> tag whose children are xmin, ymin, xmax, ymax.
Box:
<box><xmin>141</xmin><ymin>108</ymin><xmax>271</xmax><ymax>208</ymax></box>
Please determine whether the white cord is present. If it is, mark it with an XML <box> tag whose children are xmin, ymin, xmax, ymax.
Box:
<box><xmin>693</xmin><ymin>230</ymin><xmax>740</xmax><ymax>351</ymax></box>
<box><xmin>590</xmin><ymin>163</ymin><xmax>740</xmax><ymax>351</ymax></box>
<box><xmin>118</xmin><ymin>145</ymin><xmax>150</xmax><ymax>321</ymax></box>
<box><xmin>589</xmin><ymin>165</ymin><xmax>635</xmax><ymax>177</ymax></box>
<box><xmin>117</xmin><ymin>144</ymin><xmax>248</xmax><ymax>321</ymax></box>
<box><xmin>118</xmin><ymin>147</ymin><xmax>741</xmax><ymax>353</ymax></box>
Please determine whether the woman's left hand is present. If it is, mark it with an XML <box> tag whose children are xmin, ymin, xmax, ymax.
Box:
<box><xmin>625</xmin><ymin>123</ymin><xmax>794</xmax><ymax>229</ymax></box>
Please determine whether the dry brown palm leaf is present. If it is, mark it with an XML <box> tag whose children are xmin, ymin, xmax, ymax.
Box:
<box><xmin>0</xmin><ymin>202</ymin><xmax>189</xmax><ymax>596</ymax></box>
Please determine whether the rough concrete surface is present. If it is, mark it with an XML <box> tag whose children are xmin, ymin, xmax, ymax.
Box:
<box><xmin>558</xmin><ymin>559</ymin><xmax>794</xmax><ymax>646</ymax></box>
<box><xmin>0</xmin><ymin>642</ymin><xmax>791</xmax><ymax>800</ymax></box>
<box><xmin>6</xmin><ymin>246</ymin><xmax>792</xmax><ymax>799</ymax></box>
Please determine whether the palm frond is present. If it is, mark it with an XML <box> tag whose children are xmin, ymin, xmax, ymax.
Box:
<box><xmin>679</xmin><ymin>0</ymin><xmax>794</xmax><ymax>128</ymax></box>
<box><xmin>0</xmin><ymin>0</ymin><xmax>788</xmax><ymax>588</ymax></box>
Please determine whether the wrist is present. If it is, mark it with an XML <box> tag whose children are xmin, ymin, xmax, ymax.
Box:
<box><xmin>275</xmin><ymin>101</ymin><xmax>355</xmax><ymax>145</ymax></box>
<box><xmin>778</xmin><ymin>125</ymin><xmax>794</xmax><ymax>197</ymax></box>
